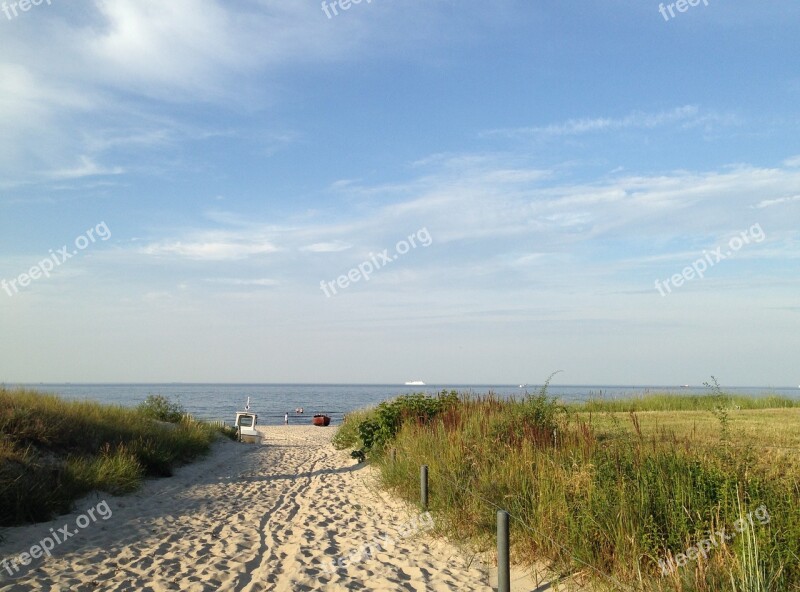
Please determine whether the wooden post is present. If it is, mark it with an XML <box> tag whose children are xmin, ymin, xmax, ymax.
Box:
<box><xmin>420</xmin><ymin>465</ymin><xmax>429</xmax><ymax>510</ymax></box>
<box><xmin>497</xmin><ymin>510</ymin><xmax>510</xmax><ymax>592</ymax></box>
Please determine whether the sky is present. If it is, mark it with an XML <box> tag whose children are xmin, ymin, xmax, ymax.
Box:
<box><xmin>0</xmin><ymin>0</ymin><xmax>798</xmax><ymax>386</ymax></box>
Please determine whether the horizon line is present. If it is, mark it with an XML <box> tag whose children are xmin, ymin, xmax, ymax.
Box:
<box><xmin>4</xmin><ymin>382</ymin><xmax>798</xmax><ymax>389</ymax></box>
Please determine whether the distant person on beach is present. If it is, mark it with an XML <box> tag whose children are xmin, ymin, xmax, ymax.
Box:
<box><xmin>284</xmin><ymin>412</ymin><xmax>289</xmax><ymax>425</ymax></box>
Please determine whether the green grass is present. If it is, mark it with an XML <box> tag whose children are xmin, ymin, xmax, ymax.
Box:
<box><xmin>571</xmin><ymin>393</ymin><xmax>799</xmax><ymax>413</ymax></box>
<box><xmin>336</xmin><ymin>387</ymin><xmax>800</xmax><ymax>592</ymax></box>
<box><xmin>0</xmin><ymin>388</ymin><xmax>230</xmax><ymax>527</ymax></box>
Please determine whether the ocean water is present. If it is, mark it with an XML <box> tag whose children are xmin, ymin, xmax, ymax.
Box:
<box><xmin>9</xmin><ymin>383</ymin><xmax>799</xmax><ymax>427</ymax></box>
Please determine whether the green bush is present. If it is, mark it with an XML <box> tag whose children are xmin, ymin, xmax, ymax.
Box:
<box><xmin>137</xmin><ymin>394</ymin><xmax>186</xmax><ymax>423</ymax></box>
<box><xmin>334</xmin><ymin>391</ymin><xmax>459</xmax><ymax>461</ymax></box>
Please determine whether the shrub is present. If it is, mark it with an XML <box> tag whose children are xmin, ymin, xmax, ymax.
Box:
<box><xmin>137</xmin><ymin>394</ymin><xmax>185</xmax><ymax>423</ymax></box>
<box><xmin>335</xmin><ymin>391</ymin><xmax>459</xmax><ymax>461</ymax></box>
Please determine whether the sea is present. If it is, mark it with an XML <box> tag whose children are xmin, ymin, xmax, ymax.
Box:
<box><xmin>9</xmin><ymin>383</ymin><xmax>800</xmax><ymax>427</ymax></box>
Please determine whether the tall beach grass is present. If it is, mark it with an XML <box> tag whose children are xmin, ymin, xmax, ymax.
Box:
<box><xmin>0</xmin><ymin>388</ymin><xmax>232</xmax><ymax>527</ymax></box>
<box><xmin>335</xmin><ymin>387</ymin><xmax>800</xmax><ymax>591</ymax></box>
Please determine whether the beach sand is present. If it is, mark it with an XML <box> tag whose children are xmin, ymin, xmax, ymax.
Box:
<box><xmin>0</xmin><ymin>426</ymin><xmax>493</xmax><ymax>591</ymax></box>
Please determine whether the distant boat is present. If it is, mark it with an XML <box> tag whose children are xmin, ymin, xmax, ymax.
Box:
<box><xmin>312</xmin><ymin>414</ymin><xmax>331</xmax><ymax>427</ymax></box>
<box><xmin>234</xmin><ymin>397</ymin><xmax>261</xmax><ymax>444</ymax></box>
<box><xmin>519</xmin><ymin>384</ymin><xmax>528</xmax><ymax>388</ymax></box>
<box><xmin>681</xmin><ymin>384</ymin><xmax>690</xmax><ymax>388</ymax></box>
<box><xmin>405</xmin><ymin>381</ymin><xmax>425</xmax><ymax>386</ymax></box>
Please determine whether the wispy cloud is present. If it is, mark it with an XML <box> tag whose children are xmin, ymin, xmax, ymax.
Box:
<box><xmin>204</xmin><ymin>278</ymin><xmax>279</xmax><ymax>286</ymax></box>
<box><xmin>46</xmin><ymin>156</ymin><xmax>124</xmax><ymax>180</ymax></box>
<box><xmin>141</xmin><ymin>239</ymin><xmax>279</xmax><ymax>260</ymax></box>
<box><xmin>129</xmin><ymin>154</ymin><xmax>800</xmax><ymax>275</ymax></box>
<box><xmin>0</xmin><ymin>0</ymin><xmax>420</xmax><ymax>185</ymax></box>
<box><xmin>301</xmin><ymin>241</ymin><xmax>353</xmax><ymax>253</ymax></box>
<box><xmin>753</xmin><ymin>194</ymin><xmax>800</xmax><ymax>209</ymax></box>
<box><xmin>783</xmin><ymin>155</ymin><xmax>800</xmax><ymax>168</ymax></box>
<box><xmin>484</xmin><ymin>105</ymin><xmax>735</xmax><ymax>139</ymax></box>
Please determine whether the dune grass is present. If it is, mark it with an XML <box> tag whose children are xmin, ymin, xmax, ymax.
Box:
<box><xmin>336</xmin><ymin>387</ymin><xmax>800</xmax><ymax>591</ymax></box>
<box><xmin>0</xmin><ymin>388</ymin><xmax>230</xmax><ymax>527</ymax></box>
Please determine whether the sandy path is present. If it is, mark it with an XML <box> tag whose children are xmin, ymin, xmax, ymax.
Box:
<box><xmin>0</xmin><ymin>426</ymin><xmax>490</xmax><ymax>591</ymax></box>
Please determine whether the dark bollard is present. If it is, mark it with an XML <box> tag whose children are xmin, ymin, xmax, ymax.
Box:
<box><xmin>497</xmin><ymin>510</ymin><xmax>510</xmax><ymax>592</ymax></box>
<box><xmin>420</xmin><ymin>465</ymin><xmax>429</xmax><ymax>510</ymax></box>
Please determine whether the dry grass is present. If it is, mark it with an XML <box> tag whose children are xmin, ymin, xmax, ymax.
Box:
<box><xmin>581</xmin><ymin>408</ymin><xmax>800</xmax><ymax>477</ymax></box>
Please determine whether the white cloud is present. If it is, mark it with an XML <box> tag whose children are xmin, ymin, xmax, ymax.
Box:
<box><xmin>86</xmin><ymin>0</ymin><xmax>261</xmax><ymax>101</ymax></box>
<box><xmin>301</xmin><ymin>241</ymin><xmax>353</xmax><ymax>253</ymax></box>
<box><xmin>511</xmin><ymin>253</ymin><xmax>547</xmax><ymax>266</ymax></box>
<box><xmin>0</xmin><ymin>63</ymin><xmax>98</xmax><ymax>184</ymax></box>
<box><xmin>47</xmin><ymin>156</ymin><xmax>124</xmax><ymax>180</ymax></box>
<box><xmin>0</xmin><ymin>0</ymin><xmax>424</xmax><ymax>185</ymax></box>
<box><xmin>753</xmin><ymin>194</ymin><xmax>800</xmax><ymax>209</ymax></box>
<box><xmin>360</xmin><ymin>156</ymin><xmax>800</xmax><ymax>249</ymax></box>
<box><xmin>330</xmin><ymin>179</ymin><xmax>360</xmax><ymax>190</ymax></box>
<box><xmin>127</xmin><ymin>155</ymin><xmax>800</xmax><ymax>276</ymax></box>
<box><xmin>142</xmin><ymin>239</ymin><xmax>279</xmax><ymax>260</ymax></box>
<box><xmin>484</xmin><ymin>105</ymin><xmax>735</xmax><ymax>138</ymax></box>
<box><xmin>204</xmin><ymin>278</ymin><xmax>279</xmax><ymax>286</ymax></box>
<box><xmin>782</xmin><ymin>155</ymin><xmax>800</xmax><ymax>167</ymax></box>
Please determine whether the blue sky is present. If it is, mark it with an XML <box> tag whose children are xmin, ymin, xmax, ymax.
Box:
<box><xmin>1</xmin><ymin>0</ymin><xmax>798</xmax><ymax>385</ymax></box>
